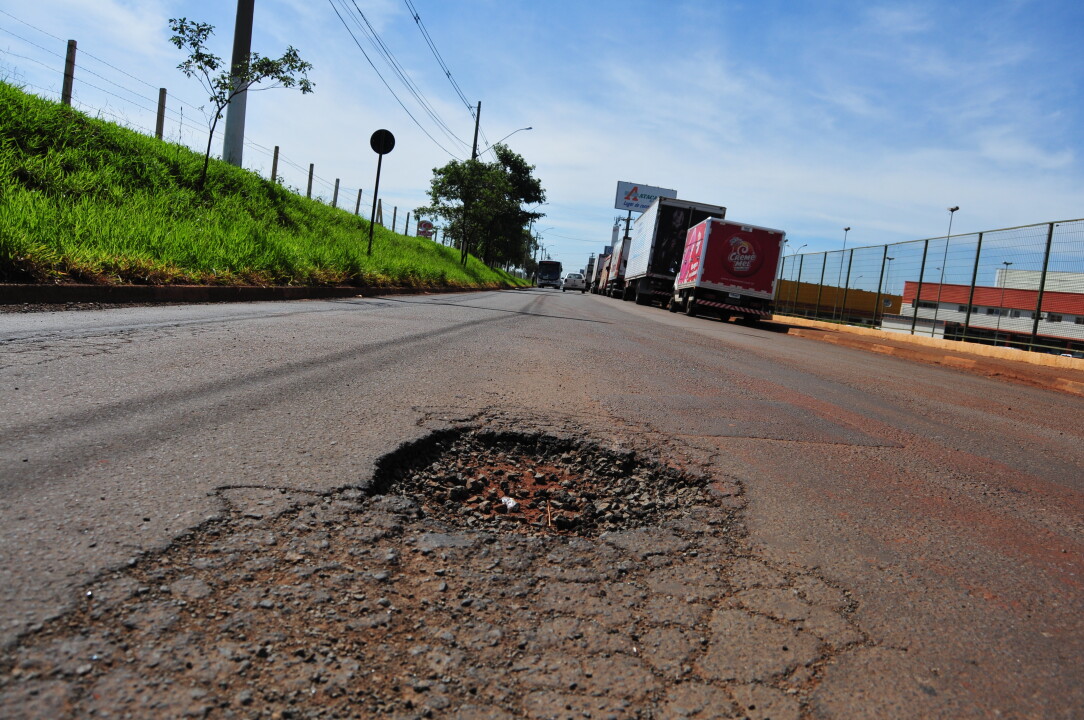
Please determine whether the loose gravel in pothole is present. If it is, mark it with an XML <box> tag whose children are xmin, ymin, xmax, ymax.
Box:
<box><xmin>0</xmin><ymin>429</ymin><xmax>864</xmax><ymax>720</ymax></box>
<box><xmin>374</xmin><ymin>431</ymin><xmax>711</xmax><ymax>536</ymax></box>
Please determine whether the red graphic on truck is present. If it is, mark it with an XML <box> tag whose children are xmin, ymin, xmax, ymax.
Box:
<box><xmin>677</xmin><ymin>224</ymin><xmax>705</xmax><ymax>285</ymax></box>
<box><xmin>724</xmin><ymin>235</ymin><xmax>763</xmax><ymax>277</ymax></box>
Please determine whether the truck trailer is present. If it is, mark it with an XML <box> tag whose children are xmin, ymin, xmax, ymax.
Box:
<box><xmin>604</xmin><ymin>232</ymin><xmax>631</xmax><ymax>298</ymax></box>
<box><xmin>623</xmin><ymin>197</ymin><xmax>727</xmax><ymax>306</ymax></box>
<box><xmin>670</xmin><ymin>218</ymin><xmax>786</xmax><ymax>321</ymax></box>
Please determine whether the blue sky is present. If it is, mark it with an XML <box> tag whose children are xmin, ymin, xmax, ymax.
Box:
<box><xmin>2</xmin><ymin>0</ymin><xmax>1082</xmax><ymax>272</ymax></box>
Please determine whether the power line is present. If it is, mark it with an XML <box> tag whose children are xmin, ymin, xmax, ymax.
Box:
<box><xmin>326</xmin><ymin>0</ymin><xmax>459</xmax><ymax>158</ymax></box>
<box><xmin>343</xmin><ymin>0</ymin><xmax>470</xmax><ymax>152</ymax></box>
<box><xmin>402</xmin><ymin>0</ymin><xmax>473</xmax><ymax>113</ymax></box>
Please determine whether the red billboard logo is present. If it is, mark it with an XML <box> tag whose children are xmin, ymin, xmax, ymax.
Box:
<box><xmin>624</xmin><ymin>186</ymin><xmax>640</xmax><ymax>202</ymax></box>
<box><xmin>724</xmin><ymin>235</ymin><xmax>762</xmax><ymax>277</ymax></box>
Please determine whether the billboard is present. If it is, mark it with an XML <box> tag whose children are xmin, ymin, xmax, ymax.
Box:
<box><xmin>615</xmin><ymin>181</ymin><xmax>677</xmax><ymax>213</ymax></box>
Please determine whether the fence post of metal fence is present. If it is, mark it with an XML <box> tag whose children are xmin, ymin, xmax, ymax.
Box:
<box><xmin>270</xmin><ymin>146</ymin><xmax>279</xmax><ymax>183</ymax></box>
<box><xmin>910</xmin><ymin>239</ymin><xmax>930</xmax><ymax>335</ymax></box>
<box><xmin>839</xmin><ymin>249</ymin><xmax>854</xmax><ymax>322</ymax></box>
<box><xmin>814</xmin><ymin>253</ymin><xmax>827</xmax><ymax>320</ymax></box>
<box><xmin>332</xmin><ymin>179</ymin><xmax>340</xmax><ymax>208</ymax></box>
<box><xmin>355</xmin><ymin>189</ymin><xmax>363</xmax><ymax>215</ymax></box>
<box><xmin>873</xmin><ymin>246</ymin><xmax>888</xmax><ymax>326</ymax></box>
<box><xmin>1028</xmin><ymin>222</ymin><xmax>1055</xmax><ymax>351</ymax></box>
<box><xmin>962</xmin><ymin>232</ymin><xmax>983</xmax><ymax>342</ymax></box>
<box><xmin>61</xmin><ymin>40</ymin><xmax>77</xmax><ymax>106</ymax></box>
<box><xmin>155</xmin><ymin>89</ymin><xmax>167</xmax><ymax>140</ymax></box>
<box><xmin>792</xmin><ymin>255</ymin><xmax>803</xmax><ymax>315</ymax></box>
<box><xmin>306</xmin><ymin>164</ymin><xmax>314</xmax><ymax>199</ymax></box>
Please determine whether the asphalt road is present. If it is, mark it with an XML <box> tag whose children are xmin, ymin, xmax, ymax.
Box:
<box><xmin>1</xmin><ymin>289</ymin><xmax>1081</xmax><ymax>718</ymax></box>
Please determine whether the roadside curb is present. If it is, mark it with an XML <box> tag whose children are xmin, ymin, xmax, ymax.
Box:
<box><xmin>780</xmin><ymin>322</ymin><xmax>1084</xmax><ymax>397</ymax></box>
<box><xmin>0</xmin><ymin>283</ymin><xmax>521</xmax><ymax>305</ymax></box>
<box><xmin>776</xmin><ymin>314</ymin><xmax>1082</xmax><ymax>370</ymax></box>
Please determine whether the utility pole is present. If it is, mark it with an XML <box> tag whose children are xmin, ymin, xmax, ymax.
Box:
<box><xmin>222</xmin><ymin>0</ymin><xmax>255</xmax><ymax>167</ymax></box>
<box><xmin>471</xmin><ymin>101</ymin><xmax>481</xmax><ymax>160</ymax></box>
<box><xmin>463</xmin><ymin>100</ymin><xmax>481</xmax><ymax>265</ymax></box>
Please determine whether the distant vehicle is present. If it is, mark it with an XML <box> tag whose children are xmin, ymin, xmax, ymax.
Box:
<box><xmin>622</xmin><ymin>197</ymin><xmax>727</xmax><ymax>306</ymax></box>
<box><xmin>670</xmin><ymin>218</ymin><xmax>786</xmax><ymax>322</ymax></box>
<box><xmin>561</xmin><ymin>272</ymin><xmax>586</xmax><ymax>293</ymax></box>
<box><xmin>603</xmin><ymin>231</ymin><xmax>631</xmax><ymax>298</ymax></box>
<box><xmin>594</xmin><ymin>254</ymin><xmax>611</xmax><ymax>294</ymax></box>
<box><xmin>537</xmin><ymin>260</ymin><xmax>563</xmax><ymax>289</ymax></box>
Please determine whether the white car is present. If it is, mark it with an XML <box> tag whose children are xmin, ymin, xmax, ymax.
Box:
<box><xmin>561</xmin><ymin>272</ymin><xmax>586</xmax><ymax>293</ymax></box>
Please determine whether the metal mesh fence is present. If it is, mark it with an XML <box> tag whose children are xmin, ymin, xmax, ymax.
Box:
<box><xmin>776</xmin><ymin>219</ymin><xmax>1084</xmax><ymax>357</ymax></box>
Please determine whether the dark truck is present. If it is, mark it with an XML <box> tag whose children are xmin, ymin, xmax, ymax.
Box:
<box><xmin>536</xmin><ymin>260</ymin><xmax>563</xmax><ymax>289</ymax></box>
<box><xmin>621</xmin><ymin>197</ymin><xmax>727</xmax><ymax>305</ymax></box>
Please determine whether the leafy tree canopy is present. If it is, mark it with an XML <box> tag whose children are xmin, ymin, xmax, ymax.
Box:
<box><xmin>416</xmin><ymin>144</ymin><xmax>545</xmax><ymax>268</ymax></box>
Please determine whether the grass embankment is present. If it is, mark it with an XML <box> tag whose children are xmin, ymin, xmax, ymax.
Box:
<box><xmin>0</xmin><ymin>82</ymin><xmax>525</xmax><ymax>289</ymax></box>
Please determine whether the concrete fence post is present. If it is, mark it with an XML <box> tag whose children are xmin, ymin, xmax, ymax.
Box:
<box><xmin>392</xmin><ymin>206</ymin><xmax>398</xmax><ymax>234</ymax></box>
<box><xmin>355</xmin><ymin>189</ymin><xmax>363</xmax><ymax>215</ymax></box>
<box><xmin>270</xmin><ymin>146</ymin><xmax>279</xmax><ymax>183</ymax></box>
<box><xmin>814</xmin><ymin>253</ymin><xmax>827</xmax><ymax>319</ymax></box>
<box><xmin>61</xmin><ymin>40</ymin><xmax>77</xmax><ymax>106</ymax></box>
<box><xmin>332</xmin><ymin>179</ymin><xmax>340</xmax><ymax>208</ymax></box>
<box><xmin>910</xmin><ymin>239</ymin><xmax>930</xmax><ymax>335</ymax></box>
<box><xmin>306</xmin><ymin>163</ymin><xmax>314</xmax><ymax>199</ymax></box>
<box><xmin>155</xmin><ymin>88</ymin><xmax>167</xmax><ymax>140</ymax></box>
<box><xmin>1028</xmin><ymin>222</ymin><xmax>1056</xmax><ymax>351</ymax></box>
<box><xmin>962</xmin><ymin>232</ymin><xmax>984</xmax><ymax>341</ymax></box>
<box><xmin>839</xmin><ymin>249</ymin><xmax>855</xmax><ymax>322</ymax></box>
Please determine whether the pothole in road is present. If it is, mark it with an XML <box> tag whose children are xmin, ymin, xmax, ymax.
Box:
<box><xmin>373</xmin><ymin>429</ymin><xmax>713</xmax><ymax>537</ymax></box>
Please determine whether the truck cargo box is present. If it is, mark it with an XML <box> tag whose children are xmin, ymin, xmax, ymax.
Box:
<box><xmin>672</xmin><ymin>218</ymin><xmax>785</xmax><ymax>319</ymax></box>
<box><xmin>623</xmin><ymin>197</ymin><xmax>727</xmax><ymax>305</ymax></box>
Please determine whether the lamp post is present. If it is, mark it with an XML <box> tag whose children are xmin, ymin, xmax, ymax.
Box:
<box><xmin>930</xmin><ymin>206</ymin><xmax>959</xmax><ymax>335</ymax></box>
<box><xmin>996</xmin><ymin>261</ymin><xmax>1013</xmax><ymax>344</ymax></box>
<box><xmin>834</xmin><ymin>227</ymin><xmax>850</xmax><ymax>320</ymax></box>
<box><xmin>476</xmin><ymin>127</ymin><xmax>532</xmax><ymax>158</ymax></box>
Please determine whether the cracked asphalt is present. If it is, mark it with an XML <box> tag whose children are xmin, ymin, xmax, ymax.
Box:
<box><xmin>1</xmin><ymin>290</ymin><xmax>1081</xmax><ymax>718</ymax></box>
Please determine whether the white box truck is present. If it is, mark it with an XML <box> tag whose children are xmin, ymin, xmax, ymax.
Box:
<box><xmin>623</xmin><ymin>198</ymin><xmax>727</xmax><ymax>305</ymax></box>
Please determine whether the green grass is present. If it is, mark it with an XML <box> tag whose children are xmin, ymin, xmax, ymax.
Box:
<box><xmin>0</xmin><ymin>81</ymin><xmax>526</xmax><ymax>289</ymax></box>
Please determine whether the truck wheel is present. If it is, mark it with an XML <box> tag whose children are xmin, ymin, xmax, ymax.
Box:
<box><xmin>684</xmin><ymin>297</ymin><xmax>697</xmax><ymax>317</ymax></box>
<box><xmin>668</xmin><ymin>297</ymin><xmax>679</xmax><ymax>313</ymax></box>
<box><xmin>635</xmin><ymin>288</ymin><xmax>650</xmax><ymax>305</ymax></box>
<box><xmin>562</xmin><ymin>287</ymin><xmax>566</xmax><ymax>292</ymax></box>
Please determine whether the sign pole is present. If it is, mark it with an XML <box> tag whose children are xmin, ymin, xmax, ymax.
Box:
<box><xmin>367</xmin><ymin>129</ymin><xmax>396</xmax><ymax>256</ymax></box>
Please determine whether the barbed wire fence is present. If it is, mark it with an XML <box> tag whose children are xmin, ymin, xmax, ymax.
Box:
<box><xmin>0</xmin><ymin>12</ymin><xmax>428</xmax><ymax>237</ymax></box>
<box><xmin>776</xmin><ymin>220</ymin><xmax>1084</xmax><ymax>356</ymax></box>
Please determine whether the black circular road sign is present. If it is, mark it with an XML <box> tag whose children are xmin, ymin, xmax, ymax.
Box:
<box><xmin>370</xmin><ymin>129</ymin><xmax>395</xmax><ymax>155</ymax></box>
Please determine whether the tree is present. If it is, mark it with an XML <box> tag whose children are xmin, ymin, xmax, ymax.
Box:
<box><xmin>415</xmin><ymin>144</ymin><xmax>545</xmax><ymax>267</ymax></box>
<box><xmin>168</xmin><ymin>18</ymin><xmax>314</xmax><ymax>190</ymax></box>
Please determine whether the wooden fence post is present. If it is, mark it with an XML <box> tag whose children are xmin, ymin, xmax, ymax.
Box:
<box><xmin>155</xmin><ymin>88</ymin><xmax>167</xmax><ymax>139</ymax></box>
<box><xmin>355</xmin><ymin>188</ymin><xmax>363</xmax><ymax>215</ymax></box>
<box><xmin>392</xmin><ymin>206</ymin><xmax>397</xmax><ymax>233</ymax></box>
<box><xmin>61</xmin><ymin>40</ymin><xmax>77</xmax><ymax>106</ymax></box>
<box><xmin>306</xmin><ymin>163</ymin><xmax>314</xmax><ymax>199</ymax></box>
<box><xmin>270</xmin><ymin>146</ymin><xmax>279</xmax><ymax>182</ymax></box>
<box><xmin>332</xmin><ymin>179</ymin><xmax>340</xmax><ymax>208</ymax></box>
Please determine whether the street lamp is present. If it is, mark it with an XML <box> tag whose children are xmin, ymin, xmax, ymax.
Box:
<box><xmin>476</xmin><ymin>127</ymin><xmax>532</xmax><ymax>158</ymax></box>
<box><xmin>996</xmin><ymin>261</ymin><xmax>1013</xmax><ymax>344</ymax></box>
<box><xmin>931</xmin><ymin>206</ymin><xmax>959</xmax><ymax>336</ymax></box>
